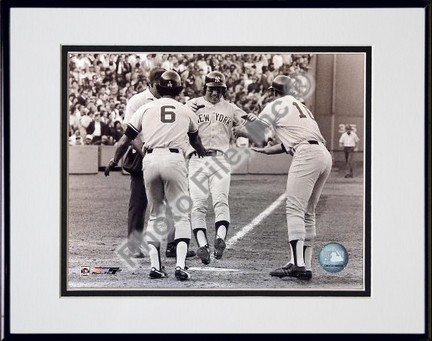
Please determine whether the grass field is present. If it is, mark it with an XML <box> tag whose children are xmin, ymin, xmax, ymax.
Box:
<box><xmin>66</xmin><ymin>163</ymin><xmax>364</xmax><ymax>293</ymax></box>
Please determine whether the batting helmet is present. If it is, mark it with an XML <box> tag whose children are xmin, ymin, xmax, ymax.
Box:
<box><xmin>148</xmin><ymin>67</ymin><xmax>166</xmax><ymax>84</ymax></box>
<box><xmin>268</xmin><ymin>75</ymin><xmax>293</xmax><ymax>96</ymax></box>
<box><xmin>156</xmin><ymin>70</ymin><xmax>183</xmax><ymax>97</ymax></box>
<box><xmin>204</xmin><ymin>71</ymin><xmax>227</xmax><ymax>93</ymax></box>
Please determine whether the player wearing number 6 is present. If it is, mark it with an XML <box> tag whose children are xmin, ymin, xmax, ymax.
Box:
<box><xmin>107</xmin><ymin>71</ymin><xmax>206</xmax><ymax>281</ymax></box>
<box><xmin>245</xmin><ymin>75</ymin><xmax>332</xmax><ymax>280</ymax></box>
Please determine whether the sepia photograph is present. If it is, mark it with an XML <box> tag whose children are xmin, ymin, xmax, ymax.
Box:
<box><xmin>62</xmin><ymin>47</ymin><xmax>370</xmax><ymax>295</ymax></box>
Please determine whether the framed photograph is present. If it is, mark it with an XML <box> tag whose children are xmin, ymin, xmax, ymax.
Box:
<box><xmin>62</xmin><ymin>46</ymin><xmax>370</xmax><ymax>296</ymax></box>
<box><xmin>1</xmin><ymin>0</ymin><xmax>430</xmax><ymax>338</ymax></box>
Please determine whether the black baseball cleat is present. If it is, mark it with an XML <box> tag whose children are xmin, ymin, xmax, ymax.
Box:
<box><xmin>174</xmin><ymin>266</ymin><xmax>191</xmax><ymax>281</ymax></box>
<box><xmin>165</xmin><ymin>246</ymin><xmax>197</xmax><ymax>258</ymax></box>
<box><xmin>214</xmin><ymin>238</ymin><xmax>226</xmax><ymax>260</ymax></box>
<box><xmin>149</xmin><ymin>266</ymin><xmax>168</xmax><ymax>279</ymax></box>
<box><xmin>197</xmin><ymin>245</ymin><xmax>211</xmax><ymax>265</ymax></box>
<box><xmin>165</xmin><ymin>244</ymin><xmax>176</xmax><ymax>258</ymax></box>
<box><xmin>186</xmin><ymin>250</ymin><xmax>197</xmax><ymax>258</ymax></box>
<box><xmin>270</xmin><ymin>264</ymin><xmax>312</xmax><ymax>281</ymax></box>
<box><xmin>270</xmin><ymin>263</ymin><xmax>293</xmax><ymax>277</ymax></box>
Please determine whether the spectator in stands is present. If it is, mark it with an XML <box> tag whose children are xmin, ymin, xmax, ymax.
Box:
<box><xmin>116</xmin><ymin>55</ymin><xmax>132</xmax><ymax>88</ymax></box>
<box><xmin>87</xmin><ymin>112</ymin><xmax>111</xmax><ymax>145</ymax></box>
<box><xmin>69</xmin><ymin>129</ymin><xmax>84</xmax><ymax>146</ymax></box>
<box><xmin>161</xmin><ymin>54</ymin><xmax>174</xmax><ymax>70</ymax></box>
<box><xmin>272</xmin><ymin>54</ymin><xmax>283</xmax><ymax>71</ymax></box>
<box><xmin>70</xmin><ymin>105</ymin><xmax>81</xmax><ymax>132</ymax></box>
<box><xmin>79</xmin><ymin>110</ymin><xmax>92</xmax><ymax>137</ymax></box>
<box><xmin>100</xmin><ymin>107</ymin><xmax>110</xmax><ymax>126</ymax></box>
<box><xmin>85</xmin><ymin>135</ymin><xmax>93</xmax><ymax>145</ymax></box>
<box><xmin>111</xmin><ymin>120</ymin><xmax>124</xmax><ymax>144</ymax></box>
<box><xmin>196</xmin><ymin>54</ymin><xmax>210</xmax><ymax>74</ymax></box>
<box><xmin>247</xmin><ymin>75</ymin><xmax>262</xmax><ymax>93</ymax></box>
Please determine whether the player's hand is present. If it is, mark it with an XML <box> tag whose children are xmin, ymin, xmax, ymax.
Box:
<box><xmin>233</xmin><ymin>126</ymin><xmax>248</xmax><ymax>138</ymax></box>
<box><xmin>266</xmin><ymin>138</ymin><xmax>275</xmax><ymax>146</ymax></box>
<box><xmin>241</xmin><ymin>113</ymin><xmax>258</xmax><ymax>122</ymax></box>
<box><xmin>190</xmin><ymin>103</ymin><xmax>205</xmax><ymax>113</ymax></box>
<box><xmin>104</xmin><ymin>158</ymin><xmax>118</xmax><ymax>177</ymax></box>
<box><xmin>251</xmin><ymin>146</ymin><xmax>267</xmax><ymax>154</ymax></box>
<box><xmin>195</xmin><ymin>148</ymin><xmax>207</xmax><ymax>158</ymax></box>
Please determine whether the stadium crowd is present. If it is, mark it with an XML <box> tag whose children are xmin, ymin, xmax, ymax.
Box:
<box><xmin>68</xmin><ymin>53</ymin><xmax>312</xmax><ymax>146</ymax></box>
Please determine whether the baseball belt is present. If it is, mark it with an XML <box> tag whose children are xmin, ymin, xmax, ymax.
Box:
<box><xmin>291</xmin><ymin>140</ymin><xmax>319</xmax><ymax>154</ymax></box>
<box><xmin>147</xmin><ymin>148</ymin><xmax>179</xmax><ymax>153</ymax></box>
<box><xmin>192</xmin><ymin>150</ymin><xmax>224</xmax><ymax>157</ymax></box>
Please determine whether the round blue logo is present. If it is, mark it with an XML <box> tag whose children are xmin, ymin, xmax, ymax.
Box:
<box><xmin>318</xmin><ymin>243</ymin><xmax>349</xmax><ymax>273</ymax></box>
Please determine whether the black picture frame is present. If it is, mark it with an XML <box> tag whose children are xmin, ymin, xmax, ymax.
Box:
<box><xmin>1</xmin><ymin>0</ymin><xmax>430</xmax><ymax>339</ymax></box>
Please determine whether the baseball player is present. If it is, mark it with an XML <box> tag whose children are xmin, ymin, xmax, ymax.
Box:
<box><xmin>185</xmin><ymin>71</ymin><xmax>247</xmax><ymax>265</ymax></box>
<box><xmin>106</xmin><ymin>67</ymin><xmax>195</xmax><ymax>260</ymax></box>
<box><xmin>339</xmin><ymin>124</ymin><xmax>360</xmax><ymax>178</ymax></box>
<box><xmin>106</xmin><ymin>70</ymin><xmax>206</xmax><ymax>280</ymax></box>
<box><xmin>245</xmin><ymin>75</ymin><xmax>332</xmax><ymax>280</ymax></box>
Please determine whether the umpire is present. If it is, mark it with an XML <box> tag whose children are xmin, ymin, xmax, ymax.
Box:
<box><xmin>122</xmin><ymin>67</ymin><xmax>166</xmax><ymax>257</ymax></box>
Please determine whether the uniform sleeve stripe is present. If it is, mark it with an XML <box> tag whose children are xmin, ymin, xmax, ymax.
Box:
<box><xmin>189</xmin><ymin>129</ymin><xmax>198</xmax><ymax>134</ymax></box>
<box><xmin>127</xmin><ymin>123</ymin><xmax>140</xmax><ymax>134</ymax></box>
<box><xmin>125</xmin><ymin>125</ymin><xmax>139</xmax><ymax>140</ymax></box>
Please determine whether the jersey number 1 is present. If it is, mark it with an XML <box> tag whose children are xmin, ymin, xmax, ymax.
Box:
<box><xmin>293</xmin><ymin>102</ymin><xmax>315</xmax><ymax>120</ymax></box>
<box><xmin>161</xmin><ymin>106</ymin><xmax>176</xmax><ymax>123</ymax></box>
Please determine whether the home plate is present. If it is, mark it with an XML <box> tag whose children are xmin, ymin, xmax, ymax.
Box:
<box><xmin>188</xmin><ymin>267</ymin><xmax>239</xmax><ymax>272</ymax></box>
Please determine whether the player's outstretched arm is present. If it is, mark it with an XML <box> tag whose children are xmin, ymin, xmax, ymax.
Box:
<box><xmin>239</xmin><ymin>113</ymin><xmax>271</xmax><ymax>147</ymax></box>
<box><xmin>251</xmin><ymin>143</ymin><xmax>287</xmax><ymax>155</ymax></box>
<box><xmin>190</xmin><ymin>103</ymin><xmax>205</xmax><ymax>113</ymax></box>
<box><xmin>104</xmin><ymin>134</ymin><xmax>133</xmax><ymax>176</ymax></box>
<box><xmin>188</xmin><ymin>131</ymin><xmax>207</xmax><ymax>158</ymax></box>
<box><xmin>241</xmin><ymin>113</ymin><xmax>269</xmax><ymax>130</ymax></box>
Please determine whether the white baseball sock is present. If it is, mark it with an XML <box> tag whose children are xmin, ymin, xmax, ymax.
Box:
<box><xmin>284</xmin><ymin>243</ymin><xmax>295</xmax><ymax>268</ymax></box>
<box><xmin>148</xmin><ymin>244</ymin><xmax>160</xmax><ymax>270</ymax></box>
<box><xmin>290</xmin><ymin>239</ymin><xmax>305</xmax><ymax>267</ymax></box>
<box><xmin>216</xmin><ymin>225</ymin><xmax>227</xmax><ymax>240</ymax></box>
<box><xmin>176</xmin><ymin>241</ymin><xmax>187</xmax><ymax>269</ymax></box>
<box><xmin>196</xmin><ymin>230</ymin><xmax>208</xmax><ymax>247</ymax></box>
<box><xmin>304</xmin><ymin>245</ymin><xmax>313</xmax><ymax>271</ymax></box>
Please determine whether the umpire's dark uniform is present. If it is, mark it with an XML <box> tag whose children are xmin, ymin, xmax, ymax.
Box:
<box><xmin>123</xmin><ymin>86</ymin><xmax>159</xmax><ymax>256</ymax></box>
<box><xmin>125</xmin><ymin>150</ymin><xmax>147</xmax><ymax>256</ymax></box>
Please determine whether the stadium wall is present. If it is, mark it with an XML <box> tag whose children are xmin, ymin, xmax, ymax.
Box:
<box><xmin>313</xmin><ymin>54</ymin><xmax>365</xmax><ymax>163</ymax></box>
<box><xmin>68</xmin><ymin>144</ymin><xmax>364</xmax><ymax>175</ymax></box>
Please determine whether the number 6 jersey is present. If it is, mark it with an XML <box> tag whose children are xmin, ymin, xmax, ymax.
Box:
<box><xmin>259</xmin><ymin>95</ymin><xmax>326</xmax><ymax>149</ymax></box>
<box><xmin>127</xmin><ymin>97</ymin><xmax>199</xmax><ymax>151</ymax></box>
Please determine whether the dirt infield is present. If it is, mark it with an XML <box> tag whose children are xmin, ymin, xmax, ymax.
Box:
<box><xmin>66</xmin><ymin>163</ymin><xmax>364</xmax><ymax>293</ymax></box>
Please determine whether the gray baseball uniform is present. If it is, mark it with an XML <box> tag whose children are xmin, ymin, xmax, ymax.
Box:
<box><xmin>185</xmin><ymin>97</ymin><xmax>245</xmax><ymax>235</ymax></box>
<box><xmin>259</xmin><ymin>95</ymin><xmax>332</xmax><ymax>266</ymax></box>
<box><xmin>128</xmin><ymin>98</ymin><xmax>198</xmax><ymax>243</ymax></box>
